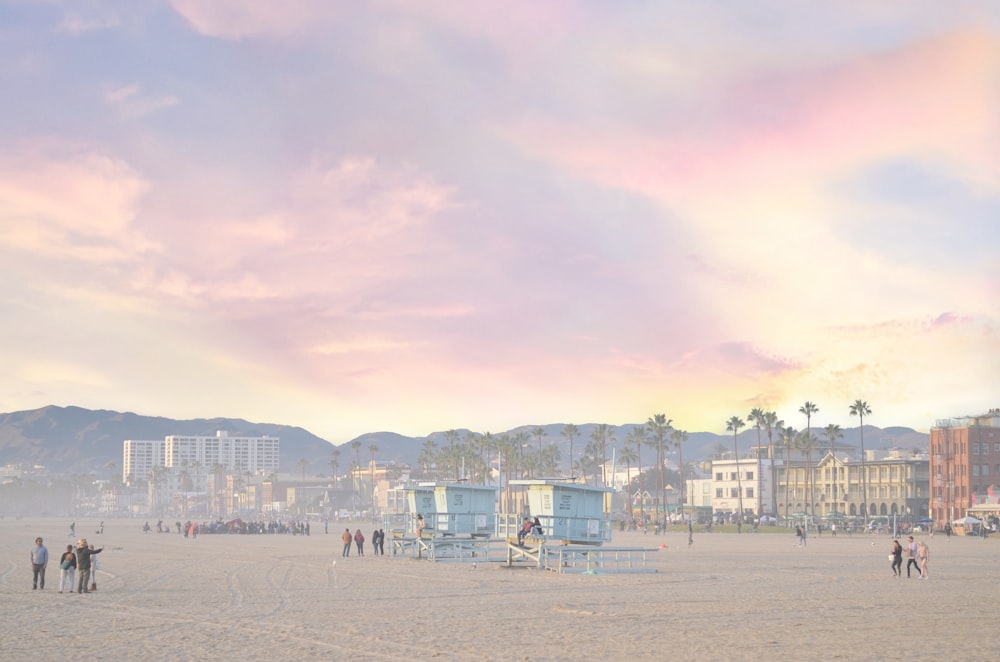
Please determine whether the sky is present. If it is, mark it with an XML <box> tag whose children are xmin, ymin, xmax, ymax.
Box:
<box><xmin>1</xmin><ymin>1</ymin><xmax>998</xmax><ymax>444</ymax></box>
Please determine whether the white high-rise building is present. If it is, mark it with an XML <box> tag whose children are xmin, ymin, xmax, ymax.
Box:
<box><xmin>164</xmin><ymin>431</ymin><xmax>280</xmax><ymax>474</ymax></box>
<box><xmin>123</xmin><ymin>431</ymin><xmax>280</xmax><ymax>483</ymax></box>
<box><xmin>123</xmin><ymin>439</ymin><xmax>165</xmax><ymax>483</ymax></box>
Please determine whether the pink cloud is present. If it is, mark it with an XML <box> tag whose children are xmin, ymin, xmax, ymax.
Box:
<box><xmin>502</xmin><ymin>30</ymin><xmax>1000</xmax><ymax>203</ymax></box>
<box><xmin>0</xmin><ymin>143</ymin><xmax>154</xmax><ymax>262</ymax></box>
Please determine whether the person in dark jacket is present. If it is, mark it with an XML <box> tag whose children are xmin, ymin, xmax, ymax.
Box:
<box><xmin>75</xmin><ymin>539</ymin><xmax>102</xmax><ymax>594</ymax></box>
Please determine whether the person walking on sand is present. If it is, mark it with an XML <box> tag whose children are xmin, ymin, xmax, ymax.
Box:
<box><xmin>69</xmin><ymin>522</ymin><xmax>75</xmax><ymax>537</ymax></box>
<box><xmin>58</xmin><ymin>544</ymin><xmax>77</xmax><ymax>593</ymax></box>
<box><xmin>890</xmin><ymin>539</ymin><xmax>903</xmax><ymax>577</ymax></box>
<box><xmin>354</xmin><ymin>529</ymin><xmax>365</xmax><ymax>556</ymax></box>
<box><xmin>30</xmin><ymin>537</ymin><xmax>49</xmax><ymax>590</ymax></box>
<box><xmin>342</xmin><ymin>528</ymin><xmax>352</xmax><ymax>557</ymax></box>
<box><xmin>905</xmin><ymin>536</ymin><xmax>919</xmax><ymax>578</ymax></box>
<box><xmin>917</xmin><ymin>540</ymin><xmax>930</xmax><ymax>580</ymax></box>
<box><xmin>378</xmin><ymin>528</ymin><xmax>386</xmax><ymax>555</ymax></box>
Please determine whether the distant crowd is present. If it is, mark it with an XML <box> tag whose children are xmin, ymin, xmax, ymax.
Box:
<box><xmin>141</xmin><ymin>519</ymin><xmax>314</xmax><ymax>536</ymax></box>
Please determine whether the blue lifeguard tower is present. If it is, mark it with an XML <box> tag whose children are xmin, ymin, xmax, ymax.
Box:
<box><xmin>502</xmin><ymin>480</ymin><xmax>655</xmax><ymax>573</ymax></box>
<box><xmin>390</xmin><ymin>482</ymin><xmax>498</xmax><ymax>560</ymax></box>
<box><xmin>427</xmin><ymin>482</ymin><xmax>497</xmax><ymax>536</ymax></box>
<box><xmin>508</xmin><ymin>479</ymin><xmax>612</xmax><ymax>543</ymax></box>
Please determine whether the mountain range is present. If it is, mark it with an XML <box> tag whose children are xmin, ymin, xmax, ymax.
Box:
<box><xmin>0</xmin><ymin>405</ymin><xmax>930</xmax><ymax>477</ymax></box>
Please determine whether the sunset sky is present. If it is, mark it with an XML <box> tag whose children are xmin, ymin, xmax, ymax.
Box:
<box><xmin>1</xmin><ymin>1</ymin><xmax>998</xmax><ymax>444</ymax></box>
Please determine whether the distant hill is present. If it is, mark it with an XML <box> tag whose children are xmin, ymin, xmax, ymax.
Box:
<box><xmin>0</xmin><ymin>405</ymin><xmax>334</xmax><ymax>476</ymax></box>
<box><xmin>0</xmin><ymin>406</ymin><xmax>929</xmax><ymax>477</ymax></box>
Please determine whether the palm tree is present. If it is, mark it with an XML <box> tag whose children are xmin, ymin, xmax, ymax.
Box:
<box><xmin>494</xmin><ymin>434</ymin><xmax>512</xmax><ymax>510</ymax></box>
<box><xmin>670</xmin><ymin>428</ymin><xmax>688</xmax><ymax>521</ymax></box>
<box><xmin>646</xmin><ymin>414</ymin><xmax>672</xmax><ymax>514</ymax></box>
<box><xmin>351</xmin><ymin>440</ymin><xmax>362</xmax><ymax>493</ymax></box>
<box><xmin>479</xmin><ymin>432</ymin><xmax>496</xmax><ymax>485</ymax></box>
<box><xmin>764</xmin><ymin>412</ymin><xmax>782</xmax><ymax>520</ymax></box>
<box><xmin>540</xmin><ymin>443</ymin><xmax>561</xmax><ymax>477</ymax></box>
<box><xmin>368</xmin><ymin>444</ymin><xmax>378</xmax><ymax>510</ymax></box>
<box><xmin>444</xmin><ymin>430</ymin><xmax>460</xmax><ymax>480</ymax></box>
<box><xmin>590</xmin><ymin>424</ymin><xmax>611</xmax><ymax>487</ymax></box>
<box><xmin>514</xmin><ymin>431</ymin><xmax>531</xmax><ymax>481</ymax></box>
<box><xmin>849</xmin><ymin>400</ymin><xmax>872</xmax><ymax>526</ymax></box>
<box><xmin>532</xmin><ymin>426</ymin><xmax>546</xmax><ymax>464</ymax></box>
<box><xmin>625</xmin><ymin>427</ymin><xmax>646</xmax><ymax>521</ymax></box>
<box><xmin>823</xmin><ymin>423</ymin><xmax>842</xmax><ymax>461</ymax></box>
<box><xmin>780</xmin><ymin>426</ymin><xmax>797</xmax><ymax>521</ymax></box>
<box><xmin>748</xmin><ymin>408</ymin><xmax>766</xmax><ymax>517</ymax></box>
<box><xmin>618</xmin><ymin>438</ymin><xmax>638</xmax><ymax>518</ymax></box>
<box><xmin>823</xmin><ymin>424</ymin><xmax>843</xmax><ymax>515</ymax></box>
<box><xmin>463</xmin><ymin>431</ymin><xmax>480</xmax><ymax>481</ymax></box>
<box><xmin>796</xmin><ymin>430</ymin><xmax>818</xmax><ymax>519</ymax></box>
<box><xmin>418</xmin><ymin>438</ymin><xmax>438</xmax><ymax>477</ymax></box>
<box><xmin>210</xmin><ymin>463</ymin><xmax>225</xmax><ymax>516</ymax></box>
<box><xmin>330</xmin><ymin>448</ymin><xmax>341</xmax><ymax>488</ymax></box>
<box><xmin>726</xmin><ymin>416</ymin><xmax>746</xmax><ymax>525</ymax></box>
<box><xmin>561</xmin><ymin>424</ymin><xmax>579</xmax><ymax>477</ymax></box>
<box><xmin>798</xmin><ymin>401</ymin><xmax>819</xmax><ymax>517</ymax></box>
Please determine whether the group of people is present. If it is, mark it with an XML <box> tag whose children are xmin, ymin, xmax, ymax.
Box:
<box><xmin>890</xmin><ymin>536</ymin><xmax>929</xmax><ymax>579</ymax></box>
<box><xmin>341</xmin><ymin>528</ymin><xmax>386</xmax><ymax>557</ymax></box>
<box><xmin>30</xmin><ymin>536</ymin><xmax>103</xmax><ymax>594</ymax></box>
<box><xmin>516</xmin><ymin>517</ymin><xmax>543</xmax><ymax>546</ymax></box>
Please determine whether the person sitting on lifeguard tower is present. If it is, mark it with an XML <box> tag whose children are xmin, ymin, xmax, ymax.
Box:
<box><xmin>517</xmin><ymin>517</ymin><xmax>533</xmax><ymax>546</ymax></box>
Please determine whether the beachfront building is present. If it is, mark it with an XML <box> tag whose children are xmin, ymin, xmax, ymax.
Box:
<box><xmin>123</xmin><ymin>431</ymin><xmax>280</xmax><ymax>484</ymax></box>
<box><xmin>711</xmin><ymin>456</ymin><xmax>774</xmax><ymax>521</ymax></box>
<box><xmin>929</xmin><ymin>408</ymin><xmax>1000</xmax><ymax>529</ymax></box>
<box><xmin>776</xmin><ymin>449</ymin><xmax>929</xmax><ymax>524</ymax></box>
<box><xmin>164</xmin><ymin>431</ymin><xmax>280</xmax><ymax>474</ymax></box>
<box><xmin>684</xmin><ymin>471</ymin><xmax>714</xmax><ymax>519</ymax></box>
<box><xmin>122</xmin><ymin>439</ymin><xmax>165</xmax><ymax>483</ymax></box>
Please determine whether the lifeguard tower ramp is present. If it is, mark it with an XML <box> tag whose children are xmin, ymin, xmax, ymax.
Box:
<box><xmin>503</xmin><ymin>480</ymin><xmax>656</xmax><ymax>574</ymax></box>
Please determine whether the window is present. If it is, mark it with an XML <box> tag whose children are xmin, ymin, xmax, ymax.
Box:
<box><xmin>730</xmin><ymin>472</ymin><xmax>737</xmax><ymax>481</ymax></box>
<box><xmin>746</xmin><ymin>471</ymin><xmax>754</xmax><ymax>480</ymax></box>
<box><xmin>746</xmin><ymin>488</ymin><xmax>754</xmax><ymax>498</ymax></box>
<box><xmin>716</xmin><ymin>473</ymin><xmax>722</xmax><ymax>481</ymax></box>
<box><xmin>730</xmin><ymin>487</ymin><xmax>739</xmax><ymax>498</ymax></box>
<box><xmin>983</xmin><ymin>464</ymin><xmax>990</xmax><ymax>476</ymax></box>
<box><xmin>715</xmin><ymin>488</ymin><xmax>723</xmax><ymax>497</ymax></box>
<box><xmin>973</xmin><ymin>443</ymin><xmax>980</xmax><ymax>454</ymax></box>
<box><xmin>973</xmin><ymin>465</ymin><xmax>979</xmax><ymax>477</ymax></box>
<box><xmin>995</xmin><ymin>443</ymin><xmax>1000</xmax><ymax>453</ymax></box>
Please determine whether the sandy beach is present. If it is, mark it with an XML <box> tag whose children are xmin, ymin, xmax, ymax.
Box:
<box><xmin>3</xmin><ymin>518</ymin><xmax>996</xmax><ymax>661</ymax></box>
